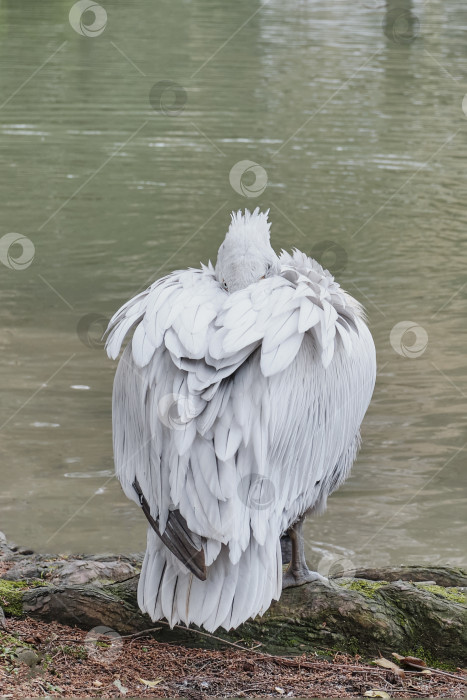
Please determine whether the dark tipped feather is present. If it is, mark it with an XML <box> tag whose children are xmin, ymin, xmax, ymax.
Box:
<box><xmin>133</xmin><ymin>478</ymin><xmax>207</xmax><ymax>581</ymax></box>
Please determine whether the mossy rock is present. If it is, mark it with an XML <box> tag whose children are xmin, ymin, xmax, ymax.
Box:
<box><xmin>415</xmin><ymin>583</ymin><xmax>466</xmax><ymax>604</ymax></box>
<box><xmin>17</xmin><ymin>574</ymin><xmax>466</xmax><ymax>664</ymax></box>
<box><xmin>337</xmin><ymin>578</ymin><xmax>388</xmax><ymax>598</ymax></box>
<box><xmin>2</xmin><ymin>544</ymin><xmax>466</xmax><ymax>665</ymax></box>
<box><xmin>0</xmin><ymin>580</ymin><xmax>29</xmax><ymax>616</ymax></box>
<box><xmin>0</xmin><ymin>579</ymin><xmax>50</xmax><ymax>616</ymax></box>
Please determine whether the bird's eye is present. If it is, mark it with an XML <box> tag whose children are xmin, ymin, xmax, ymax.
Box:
<box><xmin>222</xmin><ymin>280</ymin><xmax>228</xmax><ymax>290</ymax></box>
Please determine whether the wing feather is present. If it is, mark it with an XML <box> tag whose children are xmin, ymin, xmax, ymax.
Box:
<box><xmin>261</xmin><ymin>310</ymin><xmax>299</xmax><ymax>353</ymax></box>
<box><xmin>260</xmin><ymin>331</ymin><xmax>304</xmax><ymax>377</ymax></box>
<box><xmin>214</xmin><ymin>414</ymin><xmax>243</xmax><ymax>462</ymax></box>
<box><xmin>132</xmin><ymin>322</ymin><xmax>156</xmax><ymax>367</ymax></box>
<box><xmin>298</xmin><ymin>297</ymin><xmax>320</xmax><ymax>333</ymax></box>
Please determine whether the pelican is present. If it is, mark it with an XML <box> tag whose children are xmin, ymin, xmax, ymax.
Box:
<box><xmin>106</xmin><ymin>208</ymin><xmax>376</xmax><ymax>632</ymax></box>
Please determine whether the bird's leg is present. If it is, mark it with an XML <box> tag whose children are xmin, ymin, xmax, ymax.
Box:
<box><xmin>282</xmin><ymin>515</ymin><xmax>327</xmax><ymax>589</ymax></box>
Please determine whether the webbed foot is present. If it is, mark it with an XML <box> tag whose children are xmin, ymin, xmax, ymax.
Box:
<box><xmin>282</xmin><ymin>567</ymin><xmax>327</xmax><ymax>589</ymax></box>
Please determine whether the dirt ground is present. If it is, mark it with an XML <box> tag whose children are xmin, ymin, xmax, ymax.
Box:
<box><xmin>0</xmin><ymin>617</ymin><xmax>465</xmax><ymax>699</ymax></box>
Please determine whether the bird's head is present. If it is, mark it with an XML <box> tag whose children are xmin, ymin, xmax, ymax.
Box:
<box><xmin>215</xmin><ymin>208</ymin><xmax>280</xmax><ymax>293</ymax></box>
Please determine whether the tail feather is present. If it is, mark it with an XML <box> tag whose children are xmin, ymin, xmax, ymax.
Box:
<box><xmin>138</xmin><ymin>528</ymin><xmax>281</xmax><ymax>632</ymax></box>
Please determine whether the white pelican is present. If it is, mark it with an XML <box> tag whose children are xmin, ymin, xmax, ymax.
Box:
<box><xmin>106</xmin><ymin>208</ymin><xmax>376</xmax><ymax>632</ymax></box>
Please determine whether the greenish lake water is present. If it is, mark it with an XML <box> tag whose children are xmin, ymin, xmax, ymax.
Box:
<box><xmin>0</xmin><ymin>0</ymin><xmax>465</xmax><ymax>573</ymax></box>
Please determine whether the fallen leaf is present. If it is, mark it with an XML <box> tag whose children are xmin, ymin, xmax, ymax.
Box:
<box><xmin>373</xmin><ymin>657</ymin><xmax>397</xmax><ymax>670</ymax></box>
<box><xmin>401</xmin><ymin>656</ymin><xmax>426</xmax><ymax>667</ymax></box>
<box><xmin>420</xmin><ymin>670</ymin><xmax>432</xmax><ymax>675</ymax></box>
<box><xmin>275</xmin><ymin>687</ymin><xmax>285</xmax><ymax>694</ymax></box>
<box><xmin>364</xmin><ymin>691</ymin><xmax>391</xmax><ymax>698</ymax></box>
<box><xmin>93</xmin><ymin>680</ymin><xmax>103</xmax><ymax>687</ymax></box>
<box><xmin>113</xmin><ymin>679</ymin><xmax>128</xmax><ymax>695</ymax></box>
<box><xmin>391</xmin><ymin>654</ymin><xmax>427</xmax><ymax>670</ymax></box>
<box><xmin>372</xmin><ymin>658</ymin><xmax>405</xmax><ymax>678</ymax></box>
<box><xmin>392</xmin><ymin>653</ymin><xmax>428</xmax><ymax>669</ymax></box>
<box><xmin>139</xmin><ymin>678</ymin><xmax>162</xmax><ymax>688</ymax></box>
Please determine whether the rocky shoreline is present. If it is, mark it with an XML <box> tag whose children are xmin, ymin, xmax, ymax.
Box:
<box><xmin>1</xmin><ymin>531</ymin><xmax>466</xmax><ymax>666</ymax></box>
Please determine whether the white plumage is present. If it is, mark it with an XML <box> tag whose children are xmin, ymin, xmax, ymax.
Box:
<box><xmin>106</xmin><ymin>208</ymin><xmax>376</xmax><ymax>632</ymax></box>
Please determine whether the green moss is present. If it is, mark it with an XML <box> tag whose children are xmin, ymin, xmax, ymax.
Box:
<box><xmin>62</xmin><ymin>644</ymin><xmax>87</xmax><ymax>659</ymax></box>
<box><xmin>0</xmin><ymin>630</ymin><xmax>32</xmax><ymax>650</ymax></box>
<box><xmin>0</xmin><ymin>630</ymin><xmax>34</xmax><ymax>671</ymax></box>
<box><xmin>337</xmin><ymin>579</ymin><xmax>387</xmax><ymax>598</ymax></box>
<box><xmin>0</xmin><ymin>578</ymin><xmax>49</xmax><ymax>616</ymax></box>
<box><xmin>29</xmin><ymin>579</ymin><xmax>49</xmax><ymax>588</ymax></box>
<box><xmin>95</xmin><ymin>577</ymin><xmax>122</xmax><ymax>587</ymax></box>
<box><xmin>41</xmin><ymin>652</ymin><xmax>54</xmax><ymax>670</ymax></box>
<box><xmin>0</xmin><ymin>580</ymin><xmax>27</xmax><ymax>616</ymax></box>
<box><xmin>403</xmin><ymin>646</ymin><xmax>458</xmax><ymax>672</ymax></box>
<box><xmin>415</xmin><ymin>584</ymin><xmax>466</xmax><ymax>604</ymax></box>
<box><xmin>345</xmin><ymin>636</ymin><xmax>361</xmax><ymax>655</ymax></box>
